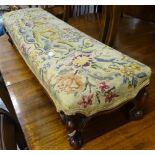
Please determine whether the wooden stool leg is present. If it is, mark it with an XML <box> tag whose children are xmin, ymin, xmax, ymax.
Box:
<box><xmin>67</xmin><ymin>118</ymin><xmax>82</xmax><ymax>149</ymax></box>
<box><xmin>129</xmin><ymin>105</ymin><xmax>144</xmax><ymax>120</ymax></box>
<box><xmin>128</xmin><ymin>87</ymin><xmax>148</xmax><ymax>120</ymax></box>
<box><xmin>59</xmin><ymin>111</ymin><xmax>88</xmax><ymax>149</ymax></box>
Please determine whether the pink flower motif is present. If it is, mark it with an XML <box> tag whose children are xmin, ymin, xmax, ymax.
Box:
<box><xmin>105</xmin><ymin>91</ymin><xmax>118</xmax><ymax>103</ymax></box>
<box><xmin>78</xmin><ymin>94</ymin><xmax>94</xmax><ymax>108</ymax></box>
<box><xmin>20</xmin><ymin>43</ymin><xmax>27</xmax><ymax>54</ymax></box>
<box><xmin>99</xmin><ymin>81</ymin><xmax>109</xmax><ymax>93</ymax></box>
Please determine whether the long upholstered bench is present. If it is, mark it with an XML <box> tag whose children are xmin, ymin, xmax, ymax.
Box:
<box><xmin>3</xmin><ymin>8</ymin><xmax>151</xmax><ymax>148</ymax></box>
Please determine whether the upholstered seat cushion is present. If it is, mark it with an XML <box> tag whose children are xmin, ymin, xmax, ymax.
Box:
<box><xmin>3</xmin><ymin>8</ymin><xmax>151</xmax><ymax>116</ymax></box>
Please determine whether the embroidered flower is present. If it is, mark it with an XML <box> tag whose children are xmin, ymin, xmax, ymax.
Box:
<box><xmin>120</xmin><ymin>63</ymin><xmax>141</xmax><ymax>77</ymax></box>
<box><xmin>57</xmin><ymin>74</ymin><xmax>84</xmax><ymax>93</ymax></box>
<box><xmin>72</xmin><ymin>55</ymin><xmax>92</xmax><ymax>67</ymax></box>
<box><xmin>78</xmin><ymin>94</ymin><xmax>94</xmax><ymax>108</ymax></box>
<box><xmin>104</xmin><ymin>91</ymin><xmax>118</xmax><ymax>103</ymax></box>
<box><xmin>128</xmin><ymin>63</ymin><xmax>141</xmax><ymax>71</ymax></box>
<box><xmin>62</xmin><ymin>28</ymin><xmax>82</xmax><ymax>42</ymax></box>
<box><xmin>98</xmin><ymin>81</ymin><xmax>119</xmax><ymax>103</ymax></box>
<box><xmin>99</xmin><ymin>81</ymin><xmax>110</xmax><ymax>93</ymax></box>
<box><xmin>20</xmin><ymin>43</ymin><xmax>27</xmax><ymax>55</ymax></box>
<box><xmin>120</xmin><ymin>67</ymin><xmax>134</xmax><ymax>77</ymax></box>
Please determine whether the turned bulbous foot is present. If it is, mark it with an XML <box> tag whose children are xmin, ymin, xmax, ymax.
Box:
<box><xmin>68</xmin><ymin>131</ymin><xmax>82</xmax><ymax>149</ymax></box>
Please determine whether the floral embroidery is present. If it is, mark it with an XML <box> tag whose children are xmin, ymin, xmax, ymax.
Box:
<box><xmin>99</xmin><ymin>81</ymin><xmax>109</xmax><ymax>93</ymax></box>
<box><xmin>20</xmin><ymin>43</ymin><xmax>27</xmax><ymax>54</ymax></box>
<box><xmin>104</xmin><ymin>91</ymin><xmax>119</xmax><ymax>103</ymax></box>
<box><xmin>119</xmin><ymin>64</ymin><xmax>144</xmax><ymax>87</ymax></box>
<box><xmin>128</xmin><ymin>63</ymin><xmax>141</xmax><ymax>71</ymax></box>
<box><xmin>120</xmin><ymin>66</ymin><xmax>134</xmax><ymax>77</ymax></box>
<box><xmin>78</xmin><ymin>94</ymin><xmax>94</xmax><ymax>108</ymax></box>
<box><xmin>98</xmin><ymin>81</ymin><xmax>119</xmax><ymax>103</ymax></box>
<box><xmin>83</xmin><ymin>39</ymin><xmax>93</xmax><ymax>48</ymax></box>
<box><xmin>57</xmin><ymin>74</ymin><xmax>84</xmax><ymax>93</ymax></box>
<box><xmin>72</xmin><ymin>55</ymin><xmax>92</xmax><ymax>67</ymax></box>
<box><xmin>62</xmin><ymin>28</ymin><xmax>82</xmax><ymax>42</ymax></box>
<box><xmin>3</xmin><ymin>8</ymin><xmax>151</xmax><ymax>115</ymax></box>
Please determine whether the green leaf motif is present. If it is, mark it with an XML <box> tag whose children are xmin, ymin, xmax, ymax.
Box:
<box><xmin>74</xmin><ymin>92</ymin><xmax>78</xmax><ymax>97</ymax></box>
<box><xmin>136</xmin><ymin>72</ymin><xmax>147</xmax><ymax>78</ymax></box>
<box><xmin>96</xmin><ymin>92</ymin><xmax>101</xmax><ymax>104</ymax></box>
<box><xmin>83</xmin><ymin>39</ymin><xmax>93</xmax><ymax>48</ymax></box>
<box><xmin>91</xmin><ymin>64</ymin><xmax>97</xmax><ymax>69</ymax></box>
<box><xmin>131</xmin><ymin>76</ymin><xmax>138</xmax><ymax>87</ymax></box>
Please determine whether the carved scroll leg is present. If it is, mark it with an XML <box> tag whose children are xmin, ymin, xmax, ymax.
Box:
<box><xmin>128</xmin><ymin>87</ymin><xmax>148</xmax><ymax>120</ymax></box>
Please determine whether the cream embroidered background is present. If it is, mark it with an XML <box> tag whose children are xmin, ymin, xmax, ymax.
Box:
<box><xmin>3</xmin><ymin>8</ymin><xmax>151</xmax><ymax>116</ymax></box>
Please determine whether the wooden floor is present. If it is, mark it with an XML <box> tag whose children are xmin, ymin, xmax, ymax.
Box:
<box><xmin>1</xmin><ymin>14</ymin><xmax>155</xmax><ymax>150</ymax></box>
